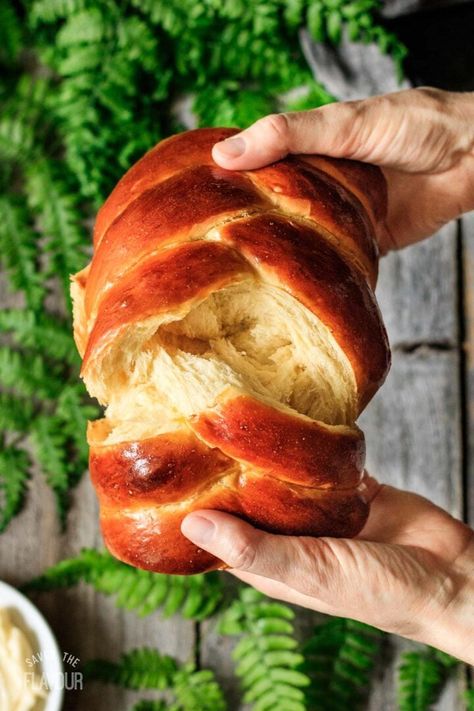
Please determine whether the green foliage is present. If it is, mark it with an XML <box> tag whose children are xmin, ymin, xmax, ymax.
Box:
<box><xmin>397</xmin><ymin>647</ymin><xmax>460</xmax><ymax>711</ymax></box>
<box><xmin>85</xmin><ymin>647</ymin><xmax>226</xmax><ymax>710</ymax></box>
<box><xmin>0</xmin><ymin>196</ymin><xmax>44</xmax><ymax>310</ymax></box>
<box><xmin>0</xmin><ymin>445</ymin><xmax>31</xmax><ymax>533</ymax></box>
<box><xmin>22</xmin><ymin>548</ymin><xmax>224</xmax><ymax>620</ymax></box>
<box><xmin>466</xmin><ymin>687</ymin><xmax>474</xmax><ymax>711</ymax></box>
<box><xmin>24</xmin><ymin>158</ymin><xmax>89</xmax><ymax>300</ymax></box>
<box><xmin>0</xmin><ymin>0</ymin><xmax>23</xmax><ymax>63</ymax></box>
<box><xmin>301</xmin><ymin>616</ymin><xmax>382</xmax><ymax>710</ymax></box>
<box><xmin>0</xmin><ymin>310</ymin><xmax>79</xmax><ymax>366</ymax></box>
<box><xmin>0</xmin><ymin>300</ymin><xmax>95</xmax><ymax>527</ymax></box>
<box><xmin>0</xmin><ymin>392</ymin><xmax>34</xmax><ymax>433</ymax></box>
<box><xmin>219</xmin><ymin>587</ymin><xmax>310</xmax><ymax>710</ymax></box>
<box><xmin>85</xmin><ymin>648</ymin><xmax>178</xmax><ymax>690</ymax></box>
<box><xmin>172</xmin><ymin>665</ymin><xmax>227</xmax><ymax>711</ymax></box>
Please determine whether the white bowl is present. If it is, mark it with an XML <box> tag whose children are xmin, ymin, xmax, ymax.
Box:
<box><xmin>0</xmin><ymin>580</ymin><xmax>64</xmax><ymax>711</ymax></box>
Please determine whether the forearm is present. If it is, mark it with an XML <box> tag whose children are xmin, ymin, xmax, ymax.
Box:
<box><xmin>416</xmin><ymin>536</ymin><xmax>474</xmax><ymax>665</ymax></box>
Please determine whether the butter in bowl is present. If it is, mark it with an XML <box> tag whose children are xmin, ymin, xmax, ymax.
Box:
<box><xmin>0</xmin><ymin>581</ymin><xmax>63</xmax><ymax>711</ymax></box>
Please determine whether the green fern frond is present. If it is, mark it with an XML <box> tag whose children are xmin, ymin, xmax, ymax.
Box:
<box><xmin>0</xmin><ymin>309</ymin><xmax>79</xmax><ymax>367</ymax></box>
<box><xmin>0</xmin><ymin>115</ymin><xmax>36</xmax><ymax>165</ymax></box>
<box><xmin>86</xmin><ymin>649</ymin><xmax>226</xmax><ymax>710</ymax></box>
<box><xmin>397</xmin><ymin>648</ymin><xmax>455</xmax><ymax>711</ymax></box>
<box><xmin>55</xmin><ymin>383</ymin><xmax>99</xmax><ymax>469</ymax></box>
<box><xmin>22</xmin><ymin>549</ymin><xmax>224</xmax><ymax>621</ymax></box>
<box><xmin>29</xmin><ymin>0</ymin><xmax>89</xmax><ymax>27</ymax></box>
<box><xmin>220</xmin><ymin>587</ymin><xmax>309</xmax><ymax>711</ymax></box>
<box><xmin>0</xmin><ymin>0</ymin><xmax>23</xmax><ymax>63</ymax></box>
<box><xmin>24</xmin><ymin>158</ymin><xmax>89</xmax><ymax>301</ymax></box>
<box><xmin>84</xmin><ymin>648</ymin><xmax>178</xmax><ymax>690</ymax></box>
<box><xmin>193</xmin><ymin>83</ymin><xmax>275</xmax><ymax>129</ymax></box>
<box><xmin>0</xmin><ymin>347</ymin><xmax>64</xmax><ymax>400</ymax></box>
<box><xmin>0</xmin><ymin>196</ymin><xmax>45</xmax><ymax>309</ymax></box>
<box><xmin>0</xmin><ymin>76</ymin><xmax>52</xmax><ymax>165</ymax></box>
<box><xmin>172</xmin><ymin>664</ymin><xmax>227</xmax><ymax>711</ymax></box>
<box><xmin>0</xmin><ymin>392</ymin><xmax>34</xmax><ymax>434</ymax></box>
<box><xmin>301</xmin><ymin>616</ymin><xmax>382</xmax><ymax>710</ymax></box>
<box><xmin>86</xmin><ymin>648</ymin><xmax>226</xmax><ymax>710</ymax></box>
<box><xmin>22</xmin><ymin>548</ymin><xmax>99</xmax><ymax>590</ymax></box>
<box><xmin>0</xmin><ymin>445</ymin><xmax>31</xmax><ymax>533</ymax></box>
<box><xmin>56</xmin><ymin>7</ymin><xmax>109</xmax><ymax>46</ymax></box>
<box><xmin>431</xmin><ymin>648</ymin><xmax>459</xmax><ymax>669</ymax></box>
<box><xmin>30</xmin><ymin>414</ymin><xmax>72</xmax><ymax>524</ymax></box>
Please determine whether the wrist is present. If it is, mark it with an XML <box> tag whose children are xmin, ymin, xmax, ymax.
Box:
<box><xmin>416</xmin><ymin>535</ymin><xmax>474</xmax><ymax>664</ymax></box>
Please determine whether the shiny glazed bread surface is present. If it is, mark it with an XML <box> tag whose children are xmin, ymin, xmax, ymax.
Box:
<box><xmin>72</xmin><ymin>127</ymin><xmax>391</xmax><ymax>574</ymax></box>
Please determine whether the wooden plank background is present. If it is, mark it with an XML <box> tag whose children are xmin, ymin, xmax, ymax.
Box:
<box><xmin>1</xmin><ymin>214</ymin><xmax>471</xmax><ymax>709</ymax></box>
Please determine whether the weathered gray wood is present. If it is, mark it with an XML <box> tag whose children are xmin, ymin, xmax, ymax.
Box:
<box><xmin>361</xmin><ymin>224</ymin><xmax>465</xmax><ymax>711</ymax></box>
<box><xmin>361</xmin><ymin>348</ymin><xmax>462</xmax><ymax>510</ymax></box>
<box><xmin>376</xmin><ymin>223</ymin><xmax>459</xmax><ymax>347</ymax></box>
<box><xmin>362</xmin><ymin>348</ymin><xmax>463</xmax><ymax>711</ymax></box>
<box><xmin>462</xmin><ymin>211</ymin><xmax>474</xmax><ymax>531</ymax></box>
<box><xmin>300</xmin><ymin>28</ymin><xmax>410</xmax><ymax>102</ymax></box>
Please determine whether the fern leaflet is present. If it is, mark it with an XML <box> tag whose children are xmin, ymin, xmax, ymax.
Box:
<box><xmin>84</xmin><ymin>648</ymin><xmax>178</xmax><ymax>690</ymax></box>
<box><xmin>85</xmin><ymin>648</ymin><xmax>226</xmax><ymax>710</ymax></box>
<box><xmin>219</xmin><ymin>587</ymin><xmax>310</xmax><ymax>711</ymax></box>
<box><xmin>24</xmin><ymin>158</ymin><xmax>89</xmax><ymax>302</ymax></box>
<box><xmin>0</xmin><ymin>445</ymin><xmax>31</xmax><ymax>533</ymax></box>
<box><xmin>0</xmin><ymin>0</ymin><xmax>23</xmax><ymax>63</ymax></box>
<box><xmin>301</xmin><ymin>616</ymin><xmax>382</xmax><ymax>710</ymax></box>
<box><xmin>30</xmin><ymin>414</ymin><xmax>72</xmax><ymax>524</ymax></box>
<box><xmin>0</xmin><ymin>196</ymin><xmax>44</xmax><ymax>310</ymax></box>
<box><xmin>22</xmin><ymin>548</ymin><xmax>224</xmax><ymax>621</ymax></box>
<box><xmin>171</xmin><ymin>664</ymin><xmax>227</xmax><ymax>711</ymax></box>
<box><xmin>397</xmin><ymin>648</ymin><xmax>458</xmax><ymax>711</ymax></box>
<box><xmin>0</xmin><ymin>309</ymin><xmax>79</xmax><ymax>366</ymax></box>
<box><xmin>0</xmin><ymin>392</ymin><xmax>34</xmax><ymax>434</ymax></box>
<box><xmin>0</xmin><ymin>347</ymin><xmax>64</xmax><ymax>400</ymax></box>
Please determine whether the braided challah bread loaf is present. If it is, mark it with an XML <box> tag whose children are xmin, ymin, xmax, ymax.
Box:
<box><xmin>71</xmin><ymin>127</ymin><xmax>391</xmax><ymax>574</ymax></box>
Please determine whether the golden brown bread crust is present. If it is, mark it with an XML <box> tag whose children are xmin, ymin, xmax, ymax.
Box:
<box><xmin>192</xmin><ymin>393</ymin><xmax>365</xmax><ymax>489</ymax></box>
<box><xmin>84</xmin><ymin>165</ymin><xmax>265</xmax><ymax>321</ymax></box>
<box><xmin>73</xmin><ymin>126</ymin><xmax>391</xmax><ymax>575</ymax></box>
<box><xmin>95</xmin><ymin>436</ymin><xmax>370</xmax><ymax>574</ymax></box>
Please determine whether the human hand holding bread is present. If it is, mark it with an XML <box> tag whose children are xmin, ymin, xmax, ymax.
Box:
<box><xmin>72</xmin><ymin>87</ymin><xmax>474</xmax><ymax>663</ymax></box>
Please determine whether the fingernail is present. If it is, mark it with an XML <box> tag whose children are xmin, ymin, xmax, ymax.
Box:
<box><xmin>215</xmin><ymin>136</ymin><xmax>245</xmax><ymax>158</ymax></box>
<box><xmin>181</xmin><ymin>515</ymin><xmax>216</xmax><ymax>544</ymax></box>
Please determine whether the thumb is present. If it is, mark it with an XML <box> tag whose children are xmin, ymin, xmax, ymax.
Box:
<box><xmin>212</xmin><ymin>104</ymin><xmax>363</xmax><ymax>170</ymax></box>
<box><xmin>180</xmin><ymin>510</ymin><xmax>431</xmax><ymax>633</ymax></box>
<box><xmin>181</xmin><ymin>510</ymin><xmax>368</xmax><ymax>603</ymax></box>
<box><xmin>212</xmin><ymin>89</ymin><xmax>439</xmax><ymax>171</ymax></box>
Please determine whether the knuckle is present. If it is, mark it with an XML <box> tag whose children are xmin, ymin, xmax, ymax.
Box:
<box><xmin>227</xmin><ymin>534</ymin><xmax>257</xmax><ymax>570</ymax></box>
<box><xmin>416</xmin><ymin>86</ymin><xmax>445</xmax><ymax>105</ymax></box>
<box><xmin>261</xmin><ymin>112</ymin><xmax>291</xmax><ymax>148</ymax></box>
